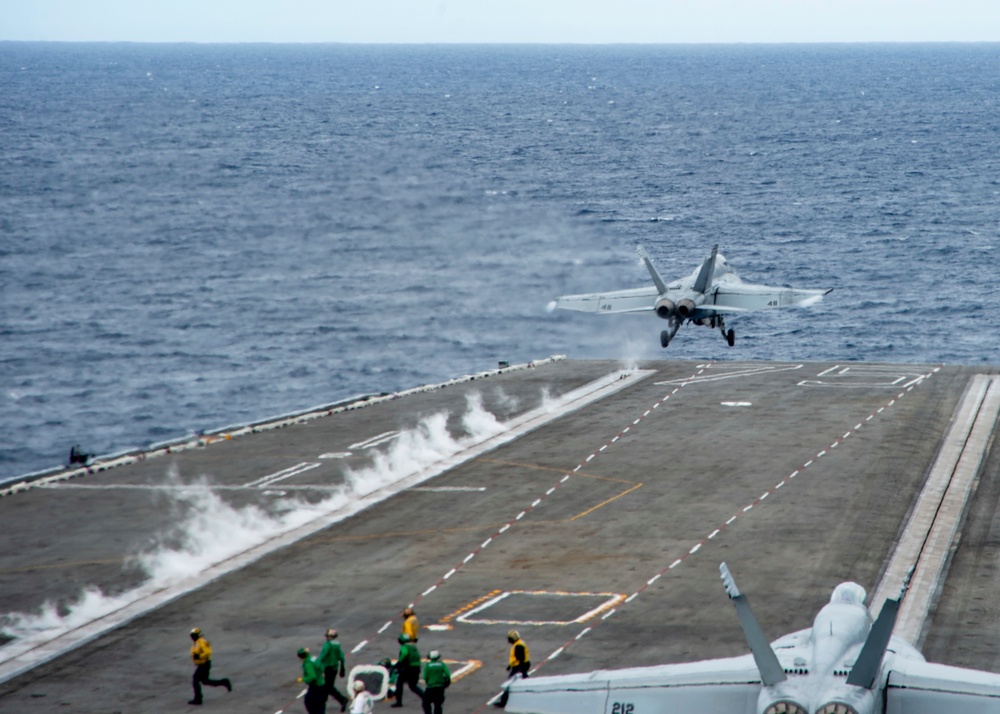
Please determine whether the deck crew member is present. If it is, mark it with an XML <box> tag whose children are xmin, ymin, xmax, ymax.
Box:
<box><xmin>421</xmin><ymin>650</ymin><xmax>451</xmax><ymax>714</ymax></box>
<box><xmin>298</xmin><ymin>646</ymin><xmax>328</xmax><ymax>714</ymax></box>
<box><xmin>319</xmin><ymin>628</ymin><xmax>349</xmax><ymax>712</ymax></box>
<box><xmin>392</xmin><ymin>634</ymin><xmax>424</xmax><ymax>708</ymax></box>
<box><xmin>400</xmin><ymin>606</ymin><xmax>420</xmax><ymax>642</ymax></box>
<box><xmin>496</xmin><ymin>631</ymin><xmax>530</xmax><ymax>708</ymax></box>
<box><xmin>507</xmin><ymin>630</ymin><xmax>530</xmax><ymax>678</ymax></box>
<box><xmin>350</xmin><ymin>680</ymin><xmax>374</xmax><ymax>714</ymax></box>
<box><xmin>188</xmin><ymin>627</ymin><xmax>232</xmax><ymax>705</ymax></box>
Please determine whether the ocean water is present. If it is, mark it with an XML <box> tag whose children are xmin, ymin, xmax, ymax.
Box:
<box><xmin>2</xmin><ymin>43</ymin><xmax>999</xmax><ymax>481</ymax></box>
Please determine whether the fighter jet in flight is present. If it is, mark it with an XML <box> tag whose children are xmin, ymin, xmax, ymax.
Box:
<box><xmin>503</xmin><ymin>563</ymin><xmax>1000</xmax><ymax>714</ymax></box>
<box><xmin>549</xmin><ymin>245</ymin><xmax>831</xmax><ymax>348</ymax></box>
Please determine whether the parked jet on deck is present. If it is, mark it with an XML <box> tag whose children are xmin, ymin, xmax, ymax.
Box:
<box><xmin>550</xmin><ymin>245</ymin><xmax>831</xmax><ymax>348</ymax></box>
<box><xmin>502</xmin><ymin>563</ymin><xmax>1000</xmax><ymax>714</ymax></box>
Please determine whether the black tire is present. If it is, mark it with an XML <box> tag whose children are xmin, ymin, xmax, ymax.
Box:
<box><xmin>726</xmin><ymin>329</ymin><xmax>735</xmax><ymax>347</ymax></box>
<box><xmin>660</xmin><ymin>330</ymin><xmax>671</xmax><ymax>348</ymax></box>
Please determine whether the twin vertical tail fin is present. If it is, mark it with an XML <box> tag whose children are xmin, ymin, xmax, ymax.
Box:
<box><xmin>636</xmin><ymin>246</ymin><xmax>668</xmax><ymax>295</ymax></box>
<box><xmin>637</xmin><ymin>244</ymin><xmax>718</xmax><ymax>295</ymax></box>
<box><xmin>720</xmin><ymin>562</ymin><xmax>787</xmax><ymax>687</ymax></box>
<box><xmin>846</xmin><ymin>568</ymin><xmax>913</xmax><ymax>689</ymax></box>
<box><xmin>692</xmin><ymin>244</ymin><xmax>719</xmax><ymax>294</ymax></box>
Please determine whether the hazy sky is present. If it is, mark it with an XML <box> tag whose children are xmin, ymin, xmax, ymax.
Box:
<box><xmin>3</xmin><ymin>0</ymin><xmax>999</xmax><ymax>43</ymax></box>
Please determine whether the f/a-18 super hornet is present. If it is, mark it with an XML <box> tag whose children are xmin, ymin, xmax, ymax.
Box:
<box><xmin>503</xmin><ymin>563</ymin><xmax>1000</xmax><ymax>714</ymax></box>
<box><xmin>549</xmin><ymin>245</ymin><xmax>832</xmax><ymax>348</ymax></box>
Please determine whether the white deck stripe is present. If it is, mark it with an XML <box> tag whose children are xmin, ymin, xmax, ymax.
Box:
<box><xmin>871</xmin><ymin>375</ymin><xmax>1000</xmax><ymax>644</ymax></box>
<box><xmin>0</xmin><ymin>368</ymin><xmax>656</xmax><ymax>684</ymax></box>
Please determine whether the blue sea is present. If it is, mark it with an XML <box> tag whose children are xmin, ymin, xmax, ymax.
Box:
<box><xmin>2</xmin><ymin>43</ymin><xmax>999</xmax><ymax>481</ymax></box>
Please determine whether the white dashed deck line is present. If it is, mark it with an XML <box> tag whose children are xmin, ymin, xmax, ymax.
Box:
<box><xmin>528</xmin><ymin>363</ymin><xmax>943</xmax><ymax>677</ymax></box>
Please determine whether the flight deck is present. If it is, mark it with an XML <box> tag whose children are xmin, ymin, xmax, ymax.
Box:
<box><xmin>1</xmin><ymin>358</ymin><xmax>999</xmax><ymax>713</ymax></box>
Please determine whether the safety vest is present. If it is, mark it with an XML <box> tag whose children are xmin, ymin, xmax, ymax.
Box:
<box><xmin>191</xmin><ymin>637</ymin><xmax>212</xmax><ymax>666</ymax></box>
<box><xmin>509</xmin><ymin>638</ymin><xmax>529</xmax><ymax>668</ymax></box>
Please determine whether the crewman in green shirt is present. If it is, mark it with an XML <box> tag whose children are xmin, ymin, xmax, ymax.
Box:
<box><xmin>421</xmin><ymin>650</ymin><xmax>451</xmax><ymax>714</ymax></box>
<box><xmin>392</xmin><ymin>633</ymin><xmax>424</xmax><ymax>708</ymax></box>
<box><xmin>318</xmin><ymin>628</ymin><xmax>349</xmax><ymax>712</ymax></box>
<box><xmin>298</xmin><ymin>646</ymin><xmax>327</xmax><ymax>714</ymax></box>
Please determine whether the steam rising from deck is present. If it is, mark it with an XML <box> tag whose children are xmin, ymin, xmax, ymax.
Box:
<box><xmin>0</xmin><ymin>391</ymin><xmax>514</xmax><ymax>645</ymax></box>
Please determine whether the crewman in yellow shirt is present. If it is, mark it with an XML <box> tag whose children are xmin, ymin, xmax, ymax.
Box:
<box><xmin>188</xmin><ymin>627</ymin><xmax>232</xmax><ymax>705</ymax></box>
<box><xmin>496</xmin><ymin>630</ymin><xmax>530</xmax><ymax>707</ymax></box>
<box><xmin>400</xmin><ymin>606</ymin><xmax>420</xmax><ymax>642</ymax></box>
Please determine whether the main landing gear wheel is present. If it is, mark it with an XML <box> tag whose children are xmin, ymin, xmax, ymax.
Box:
<box><xmin>660</xmin><ymin>330</ymin><xmax>671</xmax><ymax>348</ymax></box>
<box><xmin>726</xmin><ymin>328</ymin><xmax>735</xmax><ymax>347</ymax></box>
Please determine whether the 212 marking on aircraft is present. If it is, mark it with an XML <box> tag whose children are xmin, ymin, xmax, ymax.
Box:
<box><xmin>503</xmin><ymin>563</ymin><xmax>1000</xmax><ymax>714</ymax></box>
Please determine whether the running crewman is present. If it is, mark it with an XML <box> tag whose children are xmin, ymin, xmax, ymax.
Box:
<box><xmin>188</xmin><ymin>627</ymin><xmax>232</xmax><ymax>705</ymax></box>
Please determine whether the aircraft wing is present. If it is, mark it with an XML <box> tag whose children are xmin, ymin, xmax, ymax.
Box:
<box><xmin>504</xmin><ymin>656</ymin><xmax>761</xmax><ymax>714</ymax></box>
<box><xmin>708</xmin><ymin>285</ymin><xmax>832</xmax><ymax>313</ymax></box>
<box><xmin>551</xmin><ymin>287</ymin><xmax>658</xmax><ymax>315</ymax></box>
<box><xmin>885</xmin><ymin>659</ymin><xmax>1000</xmax><ymax>713</ymax></box>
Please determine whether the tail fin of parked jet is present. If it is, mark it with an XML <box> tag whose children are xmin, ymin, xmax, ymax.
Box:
<box><xmin>846</xmin><ymin>568</ymin><xmax>913</xmax><ymax>689</ymax></box>
<box><xmin>720</xmin><ymin>562</ymin><xmax>787</xmax><ymax>687</ymax></box>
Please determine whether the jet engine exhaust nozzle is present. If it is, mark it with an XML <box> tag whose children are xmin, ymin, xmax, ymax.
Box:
<box><xmin>762</xmin><ymin>702</ymin><xmax>808</xmax><ymax>714</ymax></box>
<box><xmin>655</xmin><ymin>298</ymin><xmax>676</xmax><ymax>319</ymax></box>
<box><xmin>677</xmin><ymin>298</ymin><xmax>698</xmax><ymax>317</ymax></box>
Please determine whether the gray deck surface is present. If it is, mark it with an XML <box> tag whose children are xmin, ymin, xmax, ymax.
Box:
<box><xmin>1</xmin><ymin>359</ymin><xmax>998</xmax><ymax>713</ymax></box>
